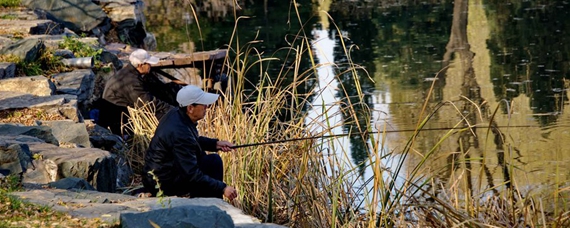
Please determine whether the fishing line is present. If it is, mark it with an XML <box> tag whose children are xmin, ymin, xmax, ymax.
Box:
<box><xmin>230</xmin><ymin>124</ymin><xmax>541</xmax><ymax>149</ymax></box>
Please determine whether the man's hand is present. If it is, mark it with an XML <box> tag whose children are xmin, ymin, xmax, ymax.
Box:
<box><xmin>216</xmin><ymin>140</ymin><xmax>235</xmax><ymax>152</ymax></box>
<box><xmin>223</xmin><ymin>186</ymin><xmax>237</xmax><ymax>200</ymax></box>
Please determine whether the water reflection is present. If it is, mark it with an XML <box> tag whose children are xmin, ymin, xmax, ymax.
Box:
<box><xmin>144</xmin><ymin>0</ymin><xmax>570</xmax><ymax>209</ymax></box>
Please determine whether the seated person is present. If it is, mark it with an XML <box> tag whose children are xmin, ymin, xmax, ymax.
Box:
<box><xmin>142</xmin><ymin>85</ymin><xmax>237</xmax><ymax>200</ymax></box>
<box><xmin>97</xmin><ymin>49</ymin><xmax>174</xmax><ymax>135</ymax></box>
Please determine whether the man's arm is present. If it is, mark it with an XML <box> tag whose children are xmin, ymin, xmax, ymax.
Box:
<box><xmin>129</xmin><ymin>80</ymin><xmax>173</xmax><ymax>119</ymax></box>
<box><xmin>198</xmin><ymin>136</ymin><xmax>218</xmax><ymax>151</ymax></box>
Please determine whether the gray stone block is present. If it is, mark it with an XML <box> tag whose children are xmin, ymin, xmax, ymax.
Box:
<box><xmin>0</xmin><ymin>91</ymin><xmax>66</xmax><ymax>111</ymax></box>
<box><xmin>0</xmin><ymin>75</ymin><xmax>55</xmax><ymax>96</ymax></box>
<box><xmin>0</xmin><ymin>37</ymin><xmax>45</xmax><ymax>63</ymax></box>
<box><xmin>26</xmin><ymin>143</ymin><xmax>117</xmax><ymax>192</ymax></box>
<box><xmin>121</xmin><ymin>205</ymin><xmax>235</xmax><ymax>228</ymax></box>
<box><xmin>0</xmin><ymin>62</ymin><xmax>15</xmax><ymax>79</ymax></box>
<box><xmin>0</xmin><ymin>124</ymin><xmax>58</xmax><ymax>146</ymax></box>
<box><xmin>22</xmin><ymin>0</ymin><xmax>108</xmax><ymax>33</ymax></box>
<box><xmin>48</xmin><ymin>177</ymin><xmax>95</xmax><ymax>191</ymax></box>
<box><xmin>36</xmin><ymin>120</ymin><xmax>91</xmax><ymax>148</ymax></box>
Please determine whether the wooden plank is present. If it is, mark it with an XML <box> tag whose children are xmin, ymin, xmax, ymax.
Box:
<box><xmin>104</xmin><ymin>43</ymin><xmax>227</xmax><ymax>68</ymax></box>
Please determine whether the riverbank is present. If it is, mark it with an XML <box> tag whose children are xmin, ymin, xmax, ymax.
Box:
<box><xmin>0</xmin><ymin>1</ymin><xmax>282</xmax><ymax>227</ymax></box>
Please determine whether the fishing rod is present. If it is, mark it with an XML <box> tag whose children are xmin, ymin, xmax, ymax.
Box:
<box><xmin>230</xmin><ymin>124</ymin><xmax>538</xmax><ymax>149</ymax></box>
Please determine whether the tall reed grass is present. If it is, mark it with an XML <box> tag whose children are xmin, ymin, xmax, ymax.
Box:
<box><xmin>122</xmin><ymin>1</ymin><xmax>570</xmax><ymax>227</ymax></box>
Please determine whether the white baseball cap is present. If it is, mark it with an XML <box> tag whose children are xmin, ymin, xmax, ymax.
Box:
<box><xmin>176</xmin><ymin>85</ymin><xmax>219</xmax><ymax>107</ymax></box>
<box><xmin>129</xmin><ymin>49</ymin><xmax>160</xmax><ymax>66</ymax></box>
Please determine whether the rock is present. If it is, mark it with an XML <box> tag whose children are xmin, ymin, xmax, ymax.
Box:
<box><xmin>10</xmin><ymin>188</ymin><xmax>138</xmax><ymax>222</ymax></box>
<box><xmin>100</xmin><ymin>50</ymin><xmax>123</xmax><ymax>70</ymax></box>
<box><xmin>114</xmin><ymin>18</ymin><xmax>146</xmax><ymax>48</ymax></box>
<box><xmin>29</xmin><ymin>34</ymin><xmax>98</xmax><ymax>50</ymax></box>
<box><xmin>48</xmin><ymin>177</ymin><xmax>95</xmax><ymax>191</ymax></box>
<box><xmin>143</xmin><ymin>32</ymin><xmax>157</xmax><ymax>51</ymax></box>
<box><xmin>0</xmin><ymin>144</ymin><xmax>28</xmax><ymax>175</ymax></box>
<box><xmin>0</xmin><ymin>36</ymin><xmax>13</xmax><ymax>50</ymax></box>
<box><xmin>53</xmin><ymin>49</ymin><xmax>75</xmax><ymax>58</ymax></box>
<box><xmin>36</xmin><ymin>120</ymin><xmax>91</xmax><ymax>148</ymax></box>
<box><xmin>51</xmin><ymin>69</ymin><xmax>95</xmax><ymax>116</ymax></box>
<box><xmin>94</xmin><ymin>0</ymin><xmax>139</xmax><ymax>4</ymax></box>
<box><xmin>0</xmin><ymin>37</ymin><xmax>45</xmax><ymax>63</ymax></box>
<box><xmin>22</xmin><ymin>0</ymin><xmax>109</xmax><ymax>33</ymax></box>
<box><xmin>120</xmin><ymin>205</ymin><xmax>235</xmax><ymax>228</ymax></box>
<box><xmin>0</xmin><ymin>75</ymin><xmax>55</xmax><ymax>96</ymax></box>
<box><xmin>0</xmin><ymin>8</ymin><xmax>41</xmax><ymax>21</ymax></box>
<box><xmin>0</xmin><ymin>62</ymin><xmax>16</xmax><ymax>79</ymax></box>
<box><xmin>25</xmin><ymin>143</ymin><xmax>117</xmax><ymax>192</ymax></box>
<box><xmin>42</xmin><ymin>97</ymin><xmax>83</xmax><ymax>122</ymax></box>
<box><xmin>88</xmin><ymin>124</ymin><xmax>125</xmax><ymax>153</ymax></box>
<box><xmin>0</xmin><ymin>124</ymin><xmax>58</xmax><ymax>146</ymax></box>
<box><xmin>0</xmin><ymin>91</ymin><xmax>67</xmax><ymax>111</ymax></box>
<box><xmin>120</xmin><ymin>198</ymin><xmax>268</xmax><ymax>227</ymax></box>
<box><xmin>10</xmin><ymin>189</ymin><xmax>282</xmax><ymax>227</ymax></box>
<box><xmin>0</xmin><ymin>135</ymin><xmax>40</xmax><ymax>176</ymax></box>
<box><xmin>100</xmin><ymin>1</ymin><xmax>145</xmax><ymax>24</ymax></box>
<box><xmin>0</xmin><ymin>19</ymin><xmax>63</xmax><ymax>37</ymax></box>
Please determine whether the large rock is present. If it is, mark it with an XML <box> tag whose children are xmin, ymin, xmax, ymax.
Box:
<box><xmin>36</xmin><ymin>120</ymin><xmax>91</xmax><ymax>148</ymax></box>
<box><xmin>0</xmin><ymin>37</ymin><xmax>45</xmax><ymax>63</ymax></box>
<box><xmin>0</xmin><ymin>124</ymin><xmax>58</xmax><ymax>146</ymax></box>
<box><xmin>0</xmin><ymin>140</ymin><xmax>35</xmax><ymax>175</ymax></box>
<box><xmin>48</xmin><ymin>177</ymin><xmax>96</xmax><ymax>191</ymax></box>
<box><xmin>85</xmin><ymin>120</ymin><xmax>131</xmax><ymax>189</ymax></box>
<box><xmin>0</xmin><ymin>134</ymin><xmax>43</xmax><ymax>176</ymax></box>
<box><xmin>99</xmin><ymin>0</ymin><xmax>145</xmax><ymax>24</ymax></box>
<box><xmin>28</xmin><ymin>34</ymin><xmax>98</xmax><ymax>50</ymax></box>
<box><xmin>0</xmin><ymin>91</ymin><xmax>66</xmax><ymax>111</ymax></box>
<box><xmin>24</xmin><ymin>143</ymin><xmax>117</xmax><ymax>192</ymax></box>
<box><xmin>0</xmin><ymin>75</ymin><xmax>55</xmax><ymax>96</ymax></box>
<box><xmin>11</xmin><ymin>189</ymin><xmax>283</xmax><ymax>227</ymax></box>
<box><xmin>0</xmin><ymin>19</ymin><xmax>63</xmax><ymax>37</ymax></box>
<box><xmin>121</xmin><ymin>205</ymin><xmax>235</xmax><ymax>228</ymax></box>
<box><xmin>120</xmin><ymin>198</ymin><xmax>268</xmax><ymax>227</ymax></box>
<box><xmin>51</xmin><ymin>69</ymin><xmax>96</xmax><ymax>115</ymax></box>
<box><xmin>22</xmin><ymin>0</ymin><xmax>109</xmax><ymax>33</ymax></box>
<box><xmin>0</xmin><ymin>62</ymin><xmax>15</xmax><ymax>79</ymax></box>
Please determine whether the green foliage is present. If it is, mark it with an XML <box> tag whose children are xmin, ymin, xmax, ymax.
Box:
<box><xmin>58</xmin><ymin>36</ymin><xmax>103</xmax><ymax>65</ymax></box>
<box><xmin>0</xmin><ymin>50</ymin><xmax>66</xmax><ymax>76</ymax></box>
<box><xmin>0</xmin><ymin>0</ymin><xmax>20</xmax><ymax>8</ymax></box>
<box><xmin>0</xmin><ymin>14</ymin><xmax>17</xmax><ymax>19</ymax></box>
<box><xmin>19</xmin><ymin>61</ymin><xmax>42</xmax><ymax>76</ymax></box>
<box><xmin>0</xmin><ymin>174</ymin><xmax>22</xmax><ymax>193</ymax></box>
<box><xmin>148</xmin><ymin>170</ymin><xmax>171</xmax><ymax>208</ymax></box>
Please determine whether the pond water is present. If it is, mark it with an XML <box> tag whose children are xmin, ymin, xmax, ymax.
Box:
<box><xmin>144</xmin><ymin>0</ymin><xmax>570</xmax><ymax>207</ymax></box>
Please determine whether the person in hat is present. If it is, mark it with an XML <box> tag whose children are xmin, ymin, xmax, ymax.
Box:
<box><xmin>97</xmin><ymin>49</ymin><xmax>174</xmax><ymax>135</ymax></box>
<box><xmin>142</xmin><ymin>85</ymin><xmax>238</xmax><ymax>200</ymax></box>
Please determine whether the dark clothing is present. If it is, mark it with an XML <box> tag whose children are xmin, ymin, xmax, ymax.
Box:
<box><xmin>190</xmin><ymin>154</ymin><xmax>224</xmax><ymax>198</ymax></box>
<box><xmin>98</xmin><ymin>63</ymin><xmax>174</xmax><ymax>134</ymax></box>
<box><xmin>94</xmin><ymin>99</ymin><xmax>129</xmax><ymax>135</ymax></box>
<box><xmin>142</xmin><ymin>108</ymin><xmax>226</xmax><ymax>197</ymax></box>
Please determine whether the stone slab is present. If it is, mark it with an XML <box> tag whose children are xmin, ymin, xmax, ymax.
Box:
<box><xmin>0</xmin><ymin>91</ymin><xmax>66</xmax><ymax>111</ymax></box>
<box><xmin>0</xmin><ymin>75</ymin><xmax>55</xmax><ymax>96</ymax></box>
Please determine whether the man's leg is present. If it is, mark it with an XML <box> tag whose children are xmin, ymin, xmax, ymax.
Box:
<box><xmin>191</xmin><ymin>153</ymin><xmax>224</xmax><ymax>198</ymax></box>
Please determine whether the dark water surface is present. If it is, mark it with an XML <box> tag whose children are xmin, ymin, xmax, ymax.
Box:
<box><xmin>144</xmin><ymin>0</ymin><xmax>570</xmax><ymax>208</ymax></box>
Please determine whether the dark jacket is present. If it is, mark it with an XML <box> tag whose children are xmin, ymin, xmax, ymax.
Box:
<box><xmin>98</xmin><ymin>64</ymin><xmax>173</xmax><ymax>134</ymax></box>
<box><xmin>142</xmin><ymin>107</ymin><xmax>226</xmax><ymax>196</ymax></box>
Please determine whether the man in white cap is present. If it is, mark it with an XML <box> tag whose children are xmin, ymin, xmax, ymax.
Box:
<box><xmin>142</xmin><ymin>85</ymin><xmax>238</xmax><ymax>200</ymax></box>
<box><xmin>98</xmin><ymin>49</ymin><xmax>174</xmax><ymax>135</ymax></box>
